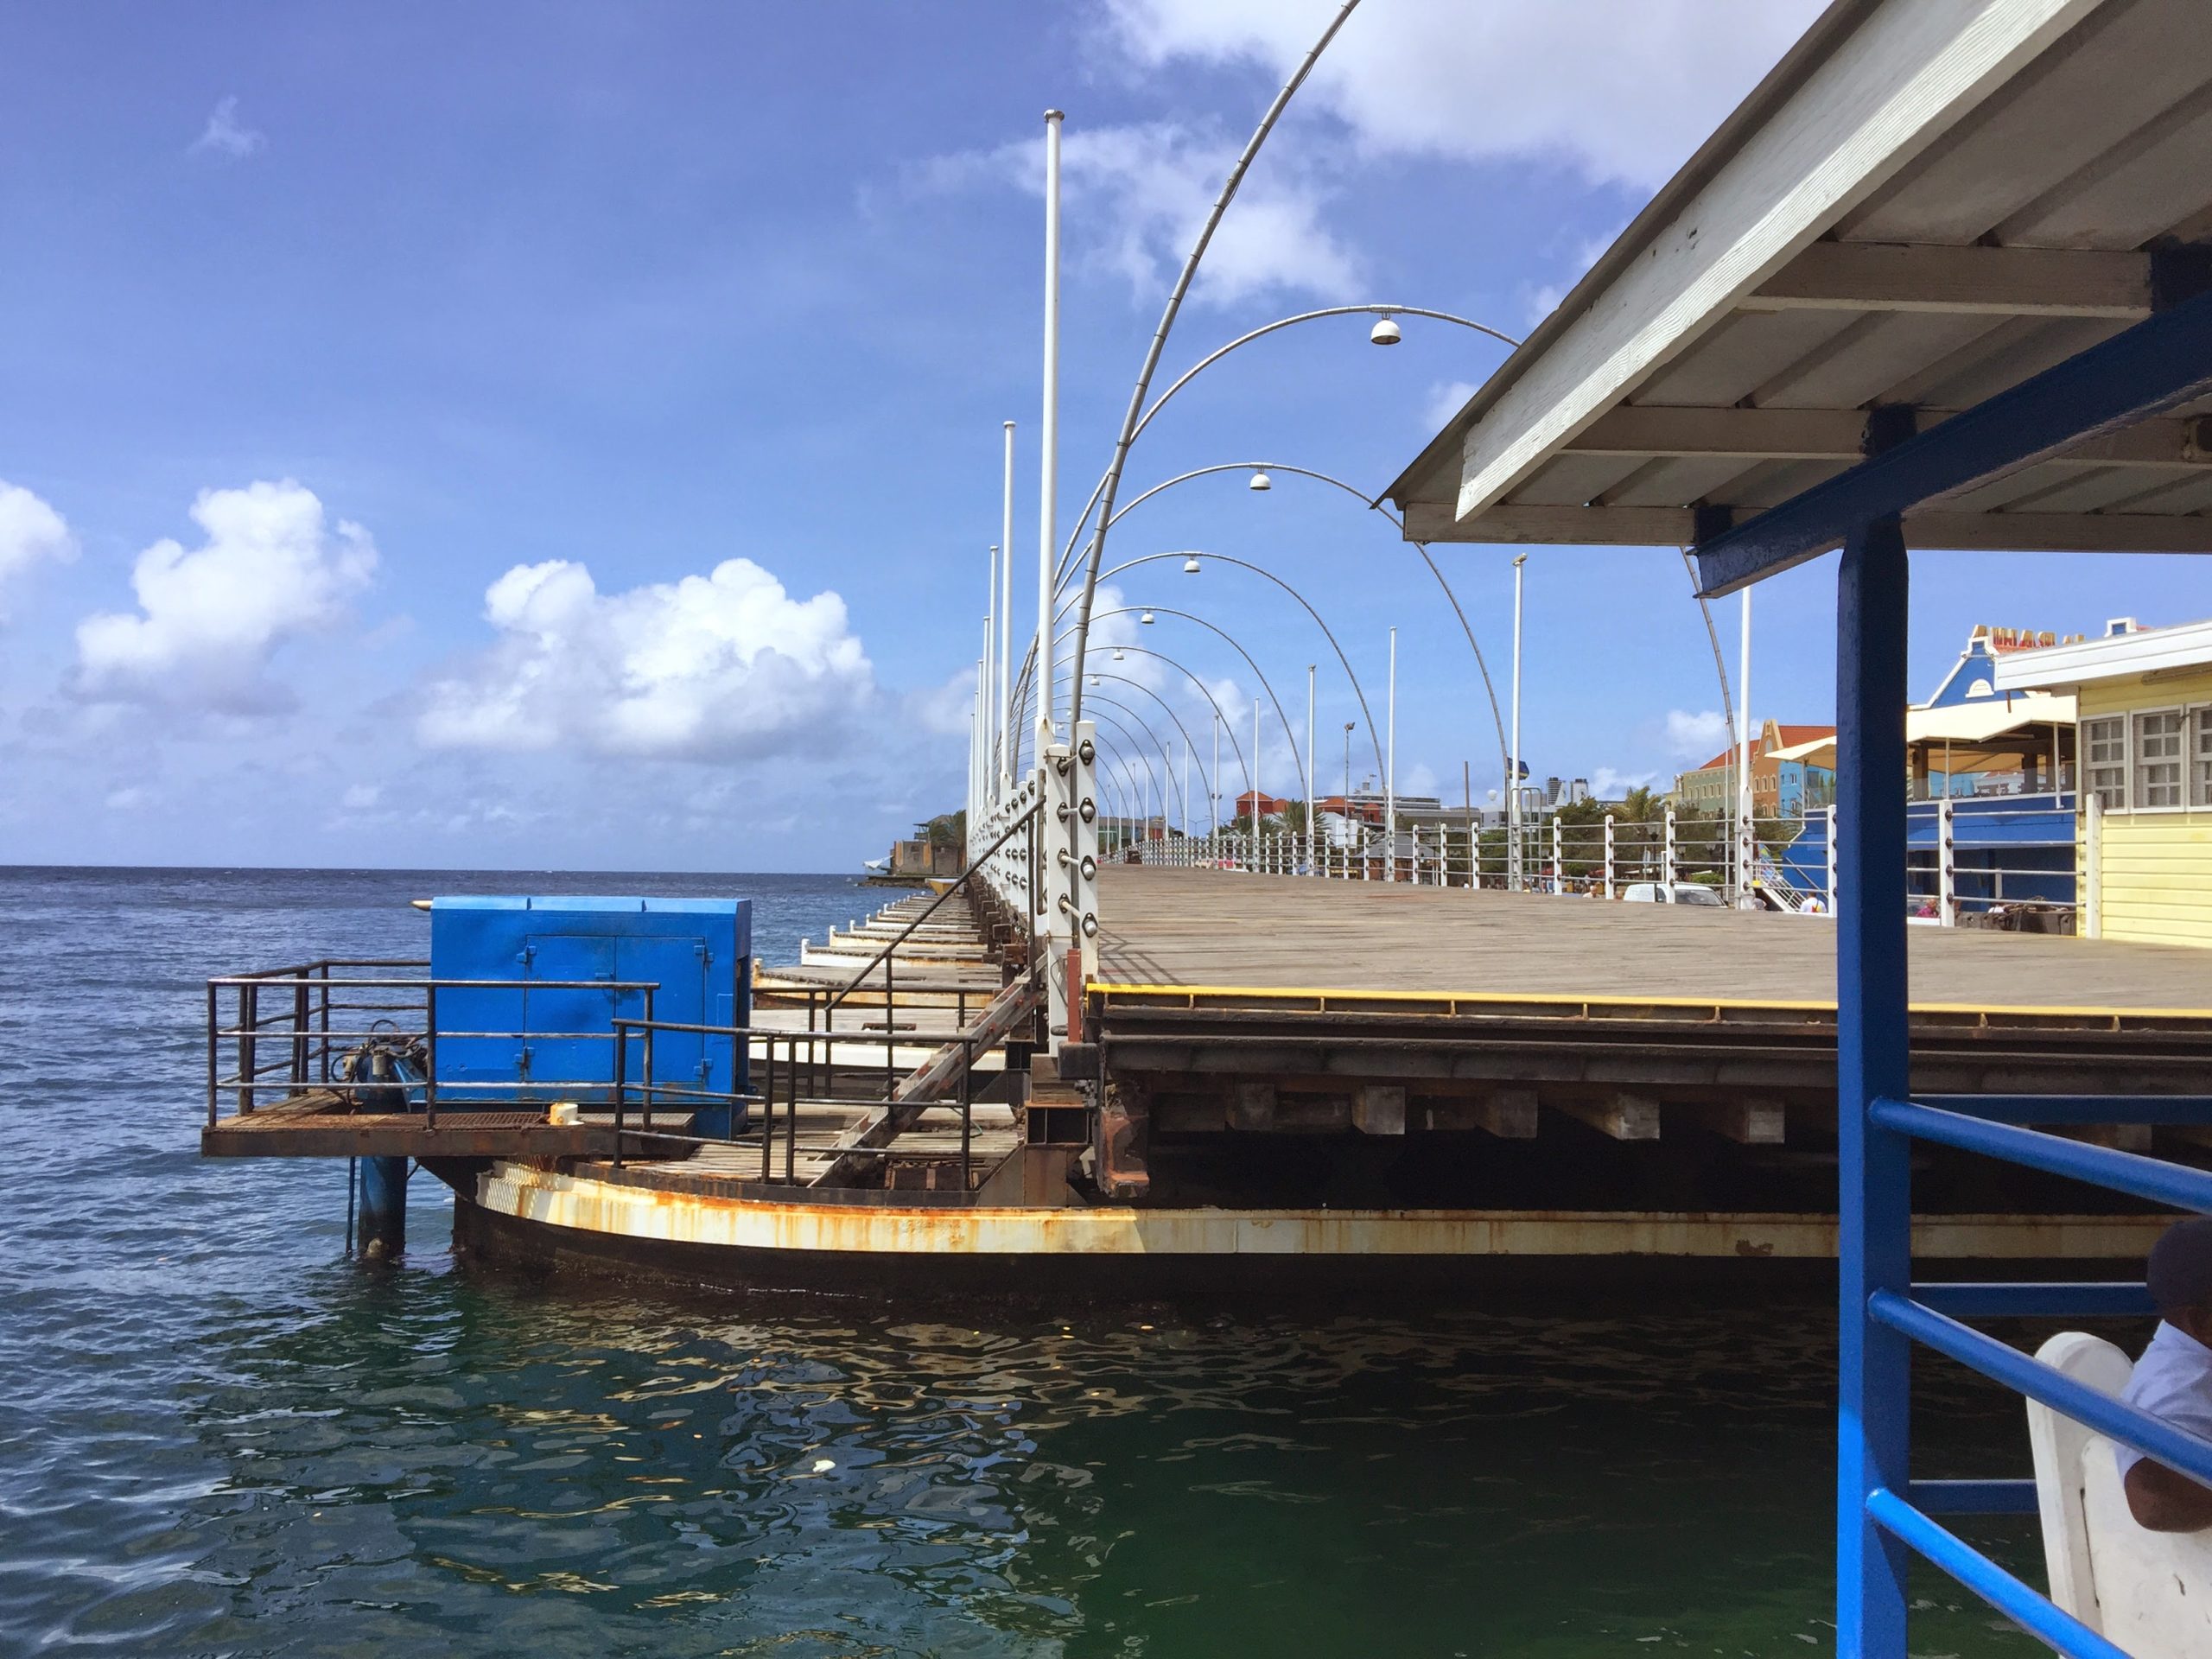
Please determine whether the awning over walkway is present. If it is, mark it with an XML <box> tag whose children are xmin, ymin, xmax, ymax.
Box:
<box><xmin>1777</xmin><ymin>691</ymin><xmax>2075</xmax><ymax>773</ymax></box>
<box><xmin>1386</xmin><ymin>0</ymin><xmax>2212</xmax><ymax>559</ymax></box>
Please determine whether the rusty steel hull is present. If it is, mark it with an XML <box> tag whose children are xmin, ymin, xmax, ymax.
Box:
<box><xmin>456</xmin><ymin>1160</ymin><xmax>2167</xmax><ymax>1299</ymax></box>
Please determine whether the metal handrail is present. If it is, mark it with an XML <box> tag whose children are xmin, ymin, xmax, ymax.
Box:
<box><xmin>817</xmin><ymin>801</ymin><xmax>1041</xmax><ymax>1024</ymax></box>
<box><xmin>613</xmin><ymin>1013</ymin><xmax>1000</xmax><ymax>1187</ymax></box>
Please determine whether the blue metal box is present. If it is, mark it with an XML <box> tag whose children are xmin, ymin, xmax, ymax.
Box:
<box><xmin>429</xmin><ymin>895</ymin><xmax>751</xmax><ymax>1135</ymax></box>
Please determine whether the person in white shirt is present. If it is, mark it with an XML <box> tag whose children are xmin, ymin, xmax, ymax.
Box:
<box><xmin>2118</xmin><ymin>1217</ymin><xmax>2212</xmax><ymax>1532</ymax></box>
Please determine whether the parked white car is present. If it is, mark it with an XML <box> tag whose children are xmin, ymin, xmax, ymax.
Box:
<box><xmin>1620</xmin><ymin>881</ymin><xmax>1728</xmax><ymax>907</ymax></box>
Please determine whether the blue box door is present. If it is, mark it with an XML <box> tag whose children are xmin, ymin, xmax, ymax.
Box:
<box><xmin>614</xmin><ymin>936</ymin><xmax>708</xmax><ymax>1102</ymax></box>
<box><xmin>519</xmin><ymin>935</ymin><xmax>618</xmax><ymax>1091</ymax></box>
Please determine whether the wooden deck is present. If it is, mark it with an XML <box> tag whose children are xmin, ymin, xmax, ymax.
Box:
<box><xmin>1094</xmin><ymin>868</ymin><xmax>2212</xmax><ymax>1016</ymax></box>
<box><xmin>200</xmin><ymin>1090</ymin><xmax>697</xmax><ymax>1160</ymax></box>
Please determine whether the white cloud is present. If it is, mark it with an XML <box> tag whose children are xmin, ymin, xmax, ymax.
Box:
<box><xmin>340</xmin><ymin>783</ymin><xmax>383</xmax><ymax>811</ymax></box>
<box><xmin>0</xmin><ymin>480</ymin><xmax>76</xmax><ymax>613</ymax></box>
<box><xmin>73</xmin><ymin>480</ymin><xmax>377</xmax><ymax>713</ymax></box>
<box><xmin>191</xmin><ymin>95</ymin><xmax>264</xmax><ymax>160</ymax></box>
<box><xmin>1100</xmin><ymin>0</ymin><xmax>1823</xmax><ymax>191</ymax></box>
<box><xmin>1663</xmin><ymin>708</ymin><xmax>1731</xmax><ymax>760</ymax></box>
<box><xmin>1590</xmin><ymin>765</ymin><xmax>1658</xmax><ymax>798</ymax></box>
<box><xmin>416</xmin><ymin>556</ymin><xmax>874</xmax><ymax>761</ymax></box>
<box><xmin>104</xmin><ymin>785</ymin><xmax>149</xmax><ymax>812</ymax></box>
<box><xmin>922</xmin><ymin>121</ymin><xmax>1361</xmax><ymax>308</ymax></box>
<box><xmin>911</xmin><ymin>666</ymin><xmax>979</xmax><ymax>740</ymax></box>
<box><xmin>1421</xmin><ymin>379</ymin><xmax>1478</xmax><ymax>433</ymax></box>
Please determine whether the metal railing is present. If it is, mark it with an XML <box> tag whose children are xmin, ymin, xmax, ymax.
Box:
<box><xmin>206</xmin><ymin>963</ymin><xmax>663</xmax><ymax>1128</ymax></box>
<box><xmin>1124</xmin><ymin>793</ymin><xmax>2084</xmax><ymax>925</ymax></box>
<box><xmin>206</xmin><ymin>963</ymin><xmax>1020</xmax><ymax>1190</ymax></box>
<box><xmin>608</xmin><ymin>1014</ymin><xmax>1000</xmax><ymax>1187</ymax></box>
<box><xmin>1848</xmin><ymin>1094</ymin><xmax>2212</xmax><ymax>1656</ymax></box>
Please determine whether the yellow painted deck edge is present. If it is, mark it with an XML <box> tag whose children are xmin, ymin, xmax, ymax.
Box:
<box><xmin>1086</xmin><ymin>980</ymin><xmax>2212</xmax><ymax>1021</ymax></box>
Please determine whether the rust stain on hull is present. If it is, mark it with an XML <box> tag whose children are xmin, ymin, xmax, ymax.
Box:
<box><xmin>478</xmin><ymin>1163</ymin><xmax>2164</xmax><ymax>1260</ymax></box>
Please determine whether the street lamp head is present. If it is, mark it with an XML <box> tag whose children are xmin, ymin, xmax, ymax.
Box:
<box><xmin>1183</xmin><ymin>555</ymin><xmax>1202</xmax><ymax>574</ymax></box>
<box><xmin>1112</xmin><ymin>647</ymin><xmax>1126</xmax><ymax>661</ymax></box>
<box><xmin>1139</xmin><ymin>611</ymin><xmax>1155</xmax><ymax>625</ymax></box>
<box><xmin>1344</xmin><ymin>721</ymin><xmax>1356</xmax><ymax>733</ymax></box>
<box><xmin>1370</xmin><ymin>315</ymin><xmax>1402</xmax><ymax>346</ymax></box>
<box><xmin>1248</xmin><ymin>470</ymin><xmax>1272</xmax><ymax>492</ymax></box>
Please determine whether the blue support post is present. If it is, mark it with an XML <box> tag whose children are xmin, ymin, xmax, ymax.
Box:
<box><xmin>1836</xmin><ymin>515</ymin><xmax>1912</xmax><ymax>1659</ymax></box>
<box><xmin>357</xmin><ymin>1154</ymin><xmax>409</xmax><ymax>1261</ymax></box>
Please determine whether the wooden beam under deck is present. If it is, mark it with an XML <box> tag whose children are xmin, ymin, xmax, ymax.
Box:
<box><xmin>1086</xmin><ymin>869</ymin><xmax>2212</xmax><ymax>1158</ymax></box>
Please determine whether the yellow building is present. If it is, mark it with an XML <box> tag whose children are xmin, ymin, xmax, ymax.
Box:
<box><xmin>1997</xmin><ymin>619</ymin><xmax>2212</xmax><ymax>948</ymax></box>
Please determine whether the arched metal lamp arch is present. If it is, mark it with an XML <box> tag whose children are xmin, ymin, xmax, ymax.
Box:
<box><xmin>1069</xmin><ymin>303</ymin><xmax>1517</xmax><ymax>727</ymax></box>
<box><xmin>1081</xmin><ymin>696</ymin><xmax>1194</xmax><ymax>830</ymax></box>
<box><xmin>1073</xmin><ymin>460</ymin><xmax>1510</xmax><ymax>779</ymax></box>
<box><xmin>1057</xmin><ymin>310</ymin><xmax>1520</xmax><ymax>588</ymax></box>
<box><xmin>1080</xmin><ymin>605</ymin><xmax>1309</xmax><ymax>813</ymax></box>
<box><xmin>1065</xmin><ymin>645</ymin><xmax>1254</xmax><ymax>807</ymax></box>
<box><xmin>1052</xmin><ymin>547</ymin><xmax>1382</xmax><ymax>780</ymax></box>
<box><xmin>1084</xmin><ymin>671</ymin><xmax>1224</xmax><ymax>820</ymax></box>
<box><xmin>1005</xmin><ymin>626</ymin><xmax>1261</xmax><ymax>802</ymax></box>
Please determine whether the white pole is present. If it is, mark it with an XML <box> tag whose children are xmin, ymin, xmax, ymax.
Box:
<box><xmin>1253</xmin><ymin>690</ymin><xmax>1262</xmax><ymax>866</ymax></box>
<box><xmin>1510</xmin><ymin>554</ymin><xmax>1525</xmax><ymax>892</ymax></box>
<box><xmin>1938</xmin><ymin>795</ymin><xmax>1957</xmax><ymax>926</ymax></box>
<box><xmin>1182</xmin><ymin>739</ymin><xmax>1190</xmax><ymax>839</ymax></box>
<box><xmin>1386</xmin><ymin>626</ymin><xmax>1398</xmax><ymax>882</ymax></box>
<box><xmin>2083</xmin><ymin>792</ymin><xmax>2101</xmax><ymax>938</ymax></box>
<box><xmin>999</xmin><ymin>420</ymin><xmax>1015</xmax><ymax>788</ymax></box>
<box><xmin>1306</xmin><ymin>663</ymin><xmax>1316</xmax><ymax>878</ymax></box>
<box><xmin>1034</xmin><ymin>111</ymin><xmax>1062</xmax><ymax>758</ymax></box>
<box><xmin>1212</xmin><ymin>715</ymin><xmax>1220</xmax><ymax>841</ymax></box>
<box><xmin>983</xmin><ymin>552</ymin><xmax>998</xmax><ymax>803</ymax></box>
<box><xmin>1738</xmin><ymin>587</ymin><xmax>1754</xmax><ymax>906</ymax></box>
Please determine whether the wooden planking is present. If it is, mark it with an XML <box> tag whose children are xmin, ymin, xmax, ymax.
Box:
<box><xmin>1452</xmin><ymin>0</ymin><xmax>2099</xmax><ymax>522</ymax></box>
<box><xmin>1696</xmin><ymin>1099</ymin><xmax>1789</xmax><ymax>1145</ymax></box>
<box><xmin>1091</xmin><ymin>867</ymin><xmax>2212</xmax><ymax>1015</ymax></box>
<box><xmin>1746</xmin><ymin>242</ymin><xmax>2153</xmax><ymax>317</ymax></box>
<box><xmin>1354</xmin><ymin>1084</ymin><xmax>1407</xmax><ymax>1136</ymax></box>
<box><xmin>1555</xmin><ymin>1094</ymin><xmax>1662</xmax><ymax>1141</ymax></box>
<box><xmin>1995</xmin><ymin>74</ymin><xmax>2212</xmax><ymax>248</ymax></box>
<box><xmin>1754</xmin><ymin>309</ymin><xmax>2004</xmax><ymax>410</ymax></box>
<box><xmin>1839</xmin><ymin>0</ymin><xmax>2212</xmax><ymax>247</ymax></box>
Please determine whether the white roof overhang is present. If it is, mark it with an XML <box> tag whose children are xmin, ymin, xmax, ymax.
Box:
<box><xmin>1993</xmin><ymin>616</ymin><xmax>2212</xmax><ymax>688</ymax></box>
<box><xmin>1386</xmin><ymin>0</ymin><xmax>2212</xmax><ymax>563</ymax></box>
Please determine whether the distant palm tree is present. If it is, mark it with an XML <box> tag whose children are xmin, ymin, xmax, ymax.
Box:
<box><xmin>1617</xmin><ymin>785</ymin><xmax>1663</xmax><ymax>823</ymax></box>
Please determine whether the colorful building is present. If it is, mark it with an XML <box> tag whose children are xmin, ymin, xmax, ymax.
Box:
<box><xmin>1923</xmin><ymin>624</ymin><xmax>2088</xmax><ymax>709</ymax></box>
<box><xmin>1672</xmin><ymin>719</ymin><xmax>1835</xmax><ymax>817</ymax></box>
<box><xmin>1997</xmin><ymin>616</ymin><xmax>2212</xmax><ymax>949</ymax></box>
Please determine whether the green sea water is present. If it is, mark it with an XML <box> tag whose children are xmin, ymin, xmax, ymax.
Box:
<box><xmin>0</xmin><ymin>867</ymin><xmax>2075</xmax><ymax>1656</ymax></box>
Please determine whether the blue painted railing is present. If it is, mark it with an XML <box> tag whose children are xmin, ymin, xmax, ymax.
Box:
<box><xmin>1690</xmin><ymin>285</ymin><xmax>2212</xmax><ymax>1657</ymax></box>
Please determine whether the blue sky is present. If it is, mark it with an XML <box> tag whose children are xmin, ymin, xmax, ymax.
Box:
<box><xmin>2</xmin><ymin>1</ymin><xmax>2202</xmax><ymax>872</ymax></box>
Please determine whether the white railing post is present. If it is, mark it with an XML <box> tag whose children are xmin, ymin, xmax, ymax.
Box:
<box><xmin>1604</xmin><ymin>814</ymin><xmax>1616</xmax><ymax>900</ymax></box>
<box><xmin>1937</xmin><ymin>796</ymin><xmax>1957</xmax><ymax>927</ymax></box>
<box><xmin>1549</xmin><ymin>815</ymin><xmax>1560</xmax><ymax>894</ymax></box>
<box><xmin>1826</xmin><ymin>803</ymin><xmax>1840</xmax><ymax>912</ymax></box>
<box><xmin>1071</xmin><ymin>721</ymin><xmax>1100</xmax><ymax>980</ymax></box>
<box><xmin>2082</xmin><ymin>792</ymin><xmax>2102</xmax><ymax>938</ymax></box>
<box><xmin>1041</xmin><ymin>740</ymin><xmax>1074</xmax><ymax>1045</ymax></box>
<box><xmin>1663</xmin><ymin>806</ymin><xmax>1679</xmax><ymax>887</ymax></box>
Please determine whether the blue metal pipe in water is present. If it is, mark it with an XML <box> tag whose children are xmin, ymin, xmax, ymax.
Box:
<box><xmin>357</xmin><ymin>1156</ymin><xmax>408</xmax><ymax>1260</ymax></box>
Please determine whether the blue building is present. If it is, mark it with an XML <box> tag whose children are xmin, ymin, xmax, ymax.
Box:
<box><xmin>1776</xmin><ymin>632</ymin><xmax>2081</xmax><ymax>918</ymax></box>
